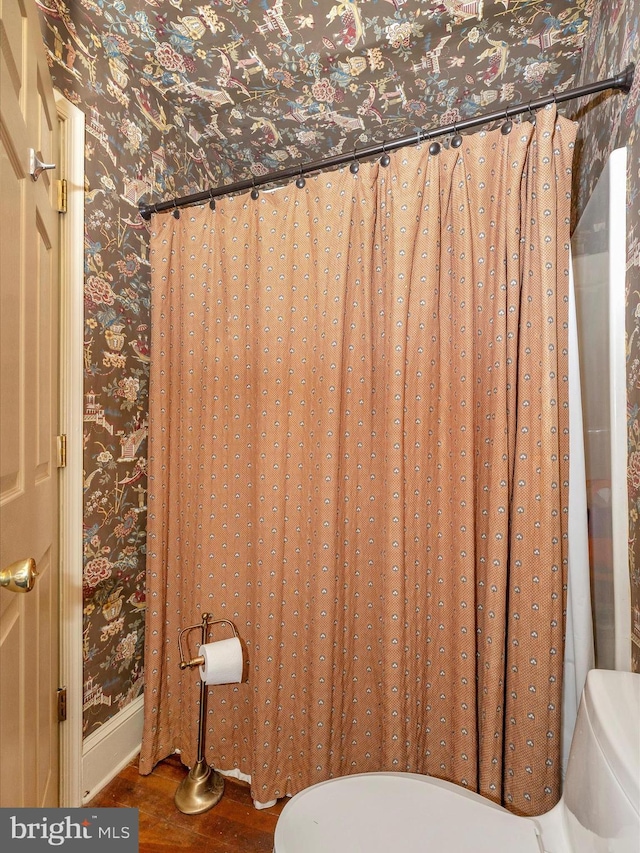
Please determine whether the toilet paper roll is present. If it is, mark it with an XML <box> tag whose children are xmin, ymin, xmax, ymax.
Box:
<box><xmin>199</xmin><ymin>637</ymin><xmax>243</xmax><ymax>685</ymax></box>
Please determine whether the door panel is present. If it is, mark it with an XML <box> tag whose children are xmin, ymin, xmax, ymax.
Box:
<box><xmin>0</xmin><ymin>134</ymin><xmax>22</xmax><ymax>496</ymax></box>
<box><xmin>0</xmin><ymin>0</ymin><xmax>60</xmax><ymax>808</ymax></box>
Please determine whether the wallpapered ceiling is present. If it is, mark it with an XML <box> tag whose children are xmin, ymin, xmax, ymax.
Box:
<box><xmin>34</xmin><ymin>0</ymin><xmax>638</xmax><ymax>737</ymax></box>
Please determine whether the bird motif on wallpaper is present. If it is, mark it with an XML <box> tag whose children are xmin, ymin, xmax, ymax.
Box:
<box><xmin>250</xmin><ymin>116</ymin><xmax>281</xmax><ymax>146</ymax></box>
<box><xmin>327</xmin><ymin>2</ymin><xmax>365</xmax><ymax>52</ymax></box>
<box><xmin>83</xmin><ymin>468</ymin><xmax>103</xmax><ymax>493</ymax></box>
<box><xmin>132</xmin><ymin>88</ymin><xmax>173</xmax><ymax>133</ymax></box>
<box><xmin>214</xmin><ymin>50</ymin><xmax>250</xmax><ymax>98</ymax></box>
<box><xmin>357</xmin><ymin>85</ymin><xmax>384</xmax><ymax>124</ymax></box>
<box><xmin>177</xmin><ymin>80</ymin><xmax>234</xmax><ymax>110</ymax></box>
<box><xmin>477</xmin><ymin>36</ymin><xmax>510</xmax><ymax>84</ymax></box>
<box><xmin>295</xmin><ymin>14</ymin><xmax>315</xmax><ymax>30</ymax></box>
<box><xmin>129</xmin><ymin>335</ymin><xmax>150</xmax><ymax>363</ymax></box>
<box><xmin>127</xmin><ymin>587</ymin><xmax>147</xmax><ymax>612</ymax></box>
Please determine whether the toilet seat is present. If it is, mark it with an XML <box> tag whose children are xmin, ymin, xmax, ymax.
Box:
<box><xmin>274</xmin><ymin>772</ymin><xmax>543</xmax><ymax>853</ymax></box>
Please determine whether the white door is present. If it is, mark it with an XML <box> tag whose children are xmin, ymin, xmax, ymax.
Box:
<box><xmin>0</xmin><ymin>0</ymin><xmax>61</xmax><ymax>807</ymax></box>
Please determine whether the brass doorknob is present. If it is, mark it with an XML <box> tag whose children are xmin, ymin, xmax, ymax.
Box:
<box><xmin>0</xmin><ymin>558</ymin><xmax>37</xmax><ymax>593</ymax></box>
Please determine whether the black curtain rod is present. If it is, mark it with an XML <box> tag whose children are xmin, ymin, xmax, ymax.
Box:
<box><xmin>139</xmin><ymin>63</ymin><xmax>635</xmax><ymax>221</ymax></box>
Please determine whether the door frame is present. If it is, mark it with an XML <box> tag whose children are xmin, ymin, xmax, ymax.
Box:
<box><xmin>55</xmin><ymin>91</ymin><xmax>85</xmax><ymax>808</ymax></box>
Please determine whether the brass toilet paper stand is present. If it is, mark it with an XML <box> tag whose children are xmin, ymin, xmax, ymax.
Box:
<box><xmin>175</xmin><ymin>613</ymin><xmax>239</xmax><ymax>814</ymax></box>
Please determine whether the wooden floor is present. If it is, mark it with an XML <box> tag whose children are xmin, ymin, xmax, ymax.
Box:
<box><xmin>88</xmin><ymin>755</ymin><xmax>286</xmax><ymax>852</ymax></box>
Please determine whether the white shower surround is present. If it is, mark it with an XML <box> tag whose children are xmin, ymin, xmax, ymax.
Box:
<box><xmin>564</xmin><ymin>145</ymin><xmax>631</xmax><ymax>771</ymax></box>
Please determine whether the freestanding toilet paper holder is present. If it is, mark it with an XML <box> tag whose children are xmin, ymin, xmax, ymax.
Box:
<box><xmin>175</xmin><ymin>612</ymin><xmax>240</xmax><ymax>814</ymax></box>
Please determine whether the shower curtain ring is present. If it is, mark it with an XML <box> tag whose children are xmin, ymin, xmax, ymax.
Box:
<box><xmin>250</xmin><ymin>177</ymin><xmax>259</xmax><ymax>200</ymax></box>
<box><xmin>451</xmin><ymin>121</ymin><xmax>463</xmax><ymax>148</ymax></box>
<box><xmin>296</xmin><ymin>164</ymin><xmax>306</xmax><ymax>188</ymax></box>
<box><xmin>501</xmin><ymin>108</ymin><xmax>513</xmax><ymax>135</ymax></box>
<box><xmin>350</xmin><ymin>145</ymin><xmax>359</xmax><ymax>174</ymax></box>
<box><xmin>172</xmin><ymin>198</ymin><xmax>180</xmax><ymax>219</ymax></box>
<box><xmin>527</xmin><ymin>101</ymin><xmax>537</xmax><ymax>126</ymax></box>
<box><xmin>380</xmin><ymin>141</ymin><xmax>390</xmax><ymax>168</ymax></box>
<box><xmin>428</xmin><ymin>131</ymin><xmax>441</xmax><ymax>156</ymax></box>
<box><xmin>208</xmin><ymin>188</ymin><xmax>216</xmax><ymax>211</ymax></box>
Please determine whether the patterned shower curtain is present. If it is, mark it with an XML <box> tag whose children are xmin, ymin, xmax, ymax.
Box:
<box><xmin>140</xmin><ymin>106</ymin><xmax>576</xmax><ymax>817</ymax></box>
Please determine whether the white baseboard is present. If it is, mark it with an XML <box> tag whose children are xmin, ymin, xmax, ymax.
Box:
<box><xmin>82</xmin><ymin>696</ymin><xmax>144</xmax><ymax>803</ymax></box>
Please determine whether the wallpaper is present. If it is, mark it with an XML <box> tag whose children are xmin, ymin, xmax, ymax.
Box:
<box><xmin>36</xmin><ymin>0</ymin><xmax>605</xmax><ymax>736</ymax></box>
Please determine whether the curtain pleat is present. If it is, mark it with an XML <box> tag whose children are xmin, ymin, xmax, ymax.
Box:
<box><xmin>141</xmin><ymin>106</ymin><xmax>576</xmax><ymax>816</ymax></box>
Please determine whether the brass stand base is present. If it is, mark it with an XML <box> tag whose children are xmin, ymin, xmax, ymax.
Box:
<box><xmin>174</xmin><ymin>758</ymin><xmax>225</xmax><ymax>814</ymax></box>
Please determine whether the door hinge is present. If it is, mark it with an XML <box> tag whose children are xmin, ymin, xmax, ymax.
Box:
<box><xmin>57</xmin><ymin>434</ymin><xmax>67</xmax><ymax>468</ymax></box>
<box><xmin>57</xmin><ymin>687</ymin><xmax>67</xmax><ymax>722</ymax></box>
<box><xmin>56</xmin><ymin>178</ymin><xmax>67</xmax><ymax>213</ymax></box>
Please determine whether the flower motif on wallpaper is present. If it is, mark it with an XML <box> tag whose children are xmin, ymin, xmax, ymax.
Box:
<box><xmin>83</xmin><ymin>557</ymin><xmax>113</xmax><ymax>594</ymax></box>
<box><xmin>155</xmin><ymin>42</ymin><xmax>189</xmax><ymax>74</ymax></box>
<box><xmin>386</xmin><ymin>19</ymin><xmax>423</xmax><ymax>54</ymax></box>
<box><xmin>116</xmin><ymin>253</ymin><xmax>141</xmax><ymax>278</ymax></box>
<box><xmin>95</xmin><ymin>449</ymin><xmax>115</xmax><ymax>467</ymax></box>
<box><xmin>115</xmin><ymin>632</ymin><xmax>139</xmax><ymax>663</ymax></box>
<box><xmin>85</xmin><ymin>275</ymin><xmax>116</xmax><ymax>308</ymax></box>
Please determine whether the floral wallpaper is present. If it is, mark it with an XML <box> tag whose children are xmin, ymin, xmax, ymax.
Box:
<box><xmin>36</xmin><ymin>0</ymin><xmax>605</xmax><ymax>737</ymax></box>
<box><xmin>571</xmin><ymin>0</ymin><xmax>640</xmax><ymax>672</ymax></box>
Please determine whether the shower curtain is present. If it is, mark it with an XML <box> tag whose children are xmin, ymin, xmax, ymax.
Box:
<box><xmin>140</xmin><ymin>106</ymin><xmax>577</xmax><ymax>817</ymax></box>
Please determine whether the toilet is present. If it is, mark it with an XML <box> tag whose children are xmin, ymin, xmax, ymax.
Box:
<box><xmin>274</xmin><ymin>669</ymin><xmax>640</xmax><ymax>853</ymax></box>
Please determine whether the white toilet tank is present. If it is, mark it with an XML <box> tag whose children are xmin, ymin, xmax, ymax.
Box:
<box><xmin>557</xmin><ymin>669</ymin><xmax>640</xmax><ymax>853</ymax></box>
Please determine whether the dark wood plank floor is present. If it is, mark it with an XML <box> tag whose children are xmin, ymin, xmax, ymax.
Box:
<box><xmin>88</xmin><ymin>755</ymin><xmax>286</xmax><ymax>852</ymax></box>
